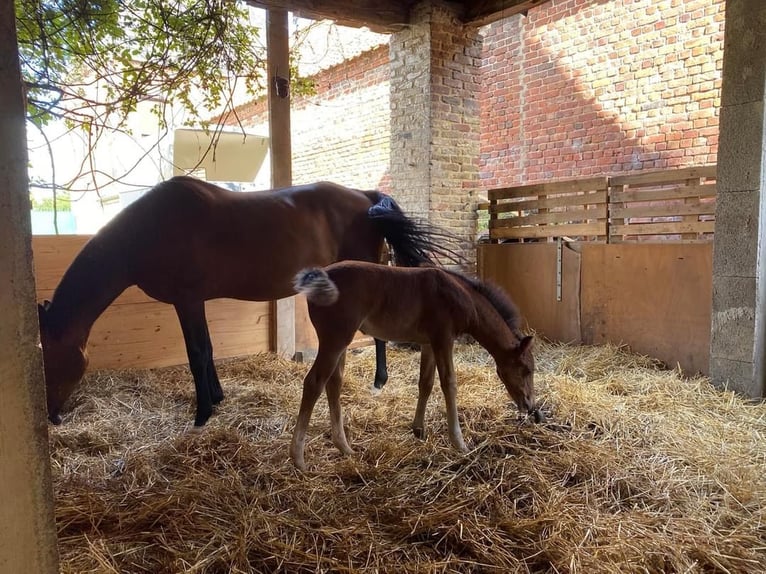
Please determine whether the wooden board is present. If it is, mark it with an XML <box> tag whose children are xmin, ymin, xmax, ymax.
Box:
<box><xmin>579</xmin><ymin>243</ymin><xmax>712</xmax><ymax>375</ymax></box>
<box><xmin>32</xmin><ymin>236</ymin><xmax>272</xmax><ymax>369</ymax></box>
<box><xmin>477</xmin><ymin>243</ymin><xmax>582</xmax><ymax>343</ymax></box>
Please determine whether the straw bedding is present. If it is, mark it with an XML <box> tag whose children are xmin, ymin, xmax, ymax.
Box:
<box><xmin>50</xmin><ymin>341</ymin><xmax>766</xmax><ymax>573</ymax></box>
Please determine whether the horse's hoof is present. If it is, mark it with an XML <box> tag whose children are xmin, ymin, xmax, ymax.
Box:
<box><xmin>412</xmin><ymin>427</ymin><xmax>426</xmax><ymax>440</ymax></box>
<box><xmin>373</xmin><ymin>377</ymin><xmax>388</xmax><ymax>390</ymax></box>
<box><xmin>49</xmin><ymin>413</ymin><xmax>62</xmax><ymax>425</ymax></box>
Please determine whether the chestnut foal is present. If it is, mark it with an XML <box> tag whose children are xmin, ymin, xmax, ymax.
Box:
<box><xmin>290</xmin><ymin>261</ymin><xmax>541</xmax><ymax>470</ymax></box>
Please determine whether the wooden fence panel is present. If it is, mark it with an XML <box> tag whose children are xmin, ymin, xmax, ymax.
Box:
<box><xmin>608</xmin><ymin>166</ymin><xmax>717</xmax><ymax>242</ymax></box>
<box><xmin>479</xmin><ymin>177</ymin><xmax>610</xmax><ymax>242</ymax></box>
<box><xmin>32</xmin><ymin>235</ymin><xmax>271</xmax><ymax>370</ymax></box>
<box><xmin>477</xmin><ymin>166</ymin><xmax>717</xmax><ymax>244</ymax></box>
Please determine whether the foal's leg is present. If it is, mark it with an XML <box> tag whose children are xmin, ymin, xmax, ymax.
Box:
<box><xmin>290</xmin><ymin>347</ymin><xmax>345</xmax><ymax>470</ymax></box>
<box><xmin>326</xmin><ymin>352</ymin><xmax>354</xmax><ymax>456</ymax></box>
<box><xmin>432</xmin><ymin>340</ymin><xmax>468</xmax><ymax>452</ymax></box>
<box><xmin>175</xmin><ymin>301</ymin><xmax>214</xmax><ymax>427</ymax></box>
<box><xmin>373</xmin><ymin>338</ymin><xmax>388</xmax><ymax>389</ymax></box>
<box><xmin>412</xmin><ymin>345</ymin><xmax>436</xmax><ymax>440</ymax></box>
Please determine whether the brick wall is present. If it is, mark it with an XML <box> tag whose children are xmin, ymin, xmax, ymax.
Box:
<box><xmin>480</xmin><ymin>0</ymin><xmax>724</xmax><ymax>188</ymax></box>
<box><xmin>229</xmin><ymin>0</ymin><xmax>724</xmax><ymax>216</ymax></box>
<box><xmin>228</xmin><ymin>44</ymin><xmax>391</xmax><ymax>191</ymax></box>
<box><xmin>389</xmin><ymin>1</ymin><xmax>481</xmax><ymax>264</ymax></box>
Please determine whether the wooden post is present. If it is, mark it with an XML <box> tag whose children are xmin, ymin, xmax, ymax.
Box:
<box><xmin>266</xmin><ymin>8</ymin><xmax>295</xmax><ymax>358</ymax></box>
<box><xmin>0</xmin><ymin>1</ymin><xmax>60</xmax><ymax>570</ymax></box>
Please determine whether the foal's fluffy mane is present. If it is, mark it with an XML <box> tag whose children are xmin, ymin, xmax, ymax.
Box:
<box><xmin>444</xmin><ymin>269</ymin><xmax>523</xmax><ymax>337</ymax></box>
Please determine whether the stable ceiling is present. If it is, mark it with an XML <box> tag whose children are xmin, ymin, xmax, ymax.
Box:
<box><xmin>244</xmin><ymin>0</ymin><xmax>548</xmax><ymax>32</ymax></box>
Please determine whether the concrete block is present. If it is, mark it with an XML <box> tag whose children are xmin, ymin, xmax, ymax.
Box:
<box><xmin>716</xmin><ymin>101</ymin><xmax>764</xmax><ymax>192</ymax></box>
<box><xmin>709</xmin><ymin>355</ymin><xmax>761</xmax><ymax>398</ymax></box>
<box><xmin>712</xmin><ymin>189</ymin><xmax>760</xmax><ymax>278</ymax></box>
<box><xmin>710</xmin><ymin>275</ymin><xmax>756</xmax><ymax>363</ymax></box>
<box><xmin>719</xmin><ymin>0</ymin><xmax>766</xmax><ymax>108</ymax></box>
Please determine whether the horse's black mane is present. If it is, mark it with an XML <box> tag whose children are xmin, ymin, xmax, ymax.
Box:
<box><xmin>444</xmin><ymin>269</ymin><xmax>523</xmax><ymax>337</ymax></box>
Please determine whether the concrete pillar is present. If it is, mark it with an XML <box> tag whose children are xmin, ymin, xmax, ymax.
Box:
<box><xmin>389</xmin><ymin>0</ymin><xmax>482</xmax><ymax>267</ymax></box>
<box><xmin>0</xmin><ymin>2</ymin><xmax>60</xmax><ymax>571</ymax></box>
<box><xmin>710</xmin><ymin>0</ymin><xmax>766</xmax><ymax>395</ymax></box>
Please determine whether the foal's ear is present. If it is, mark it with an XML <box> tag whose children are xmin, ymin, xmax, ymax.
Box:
<box><xmin>518</xmin><ymin>335</ymin><xmax>534</xmax><ymax>355</ymax></box>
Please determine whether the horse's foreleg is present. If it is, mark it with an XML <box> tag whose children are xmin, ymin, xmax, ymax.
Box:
<box><xmin>202</xmin><ymin>319</ymin><xmax>224</xmax><ymax>404</ymax></box>
<box><xmin>326</xmin><ymin>353</ymin><xmax>353</xmax><ymax>456</ymax></box>
<box><xmin>412</xmin><ymin>345</ymin><xmax>436</xmax><ymax>440</ymax></box>
<box><xmin>433</xmin><ymin>341</ymin><xmax>468</xmax><ymax>452</ymax></box>
<box><xmin>175</xmin><ymin>301</ymin><xmax>214</xmax><ymax>427</ymax></box>
<box><xmin>290</xmin><ymin>349</ymin><xmax>344</xmax><ymax>470</ymax></box>
<box><xmin>373</xmin><ymin>338</ymin><xmax>388</xmax><ymax>389</ymax></box>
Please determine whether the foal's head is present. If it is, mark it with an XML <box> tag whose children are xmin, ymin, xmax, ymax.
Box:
<box><xmin>496</xmin><ymin>335</ymin><xmax>541</xmax><ymax>421</ymax></box>
<box><xmin>446</xmin><ymin>270</ymin><xmax>542</xmax><ymax>422</ymax></box>
<box><xmin>38</xmin><ymin>301</ymin><xmax>88</xmax><ymax>424</ymax></box>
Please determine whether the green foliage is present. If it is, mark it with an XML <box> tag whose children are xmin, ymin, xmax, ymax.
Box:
<box><xmin>15</xmin><ymin>1</ymin><xmax>314</xmax><ymax>132</ymax></box>
<box><xmin>30</xmin><ymin>190</ymin><xmax>72</xmax><ymax>211</ymax></box>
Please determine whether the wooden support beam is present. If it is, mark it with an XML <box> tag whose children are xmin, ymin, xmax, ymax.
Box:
<box><xmin>463</xmin><ymin>0</ymin><xmax>547</xmax><ymax>26</ymax></box>
<box><xmin>266</xmin><ymin>8</ymin><xmax>296</xmax><ymax>358</ymax></box>
<box><xmin>246</xmin><ymin>0</ymin><xmax>411</xmax><ymax>33</ymax></box>
<box><xmin>0</xmin><ymin>0</ymin><xmax>60</xmax><ymax>570</ymax></box>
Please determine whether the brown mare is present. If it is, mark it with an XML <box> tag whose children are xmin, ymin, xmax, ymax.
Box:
<box><xmin>289</xmin><ymin>261</ymin><xmax>541</xmax><ymax>470</ymax></box>
<box><xmin>38</xmin><ymin>177</ymin><xmax>460</xmax><ymax>427</ymax></box>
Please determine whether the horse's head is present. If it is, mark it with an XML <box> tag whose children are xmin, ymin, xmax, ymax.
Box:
<box><xmin>38</xmin><ymin>301</ymin><xmax>88</xmax><ymax>425</ymax></box>
<box><xmin>496</xmin><ymin>335</ymin><xmax>543</xmax><ymax>423</ymax></box>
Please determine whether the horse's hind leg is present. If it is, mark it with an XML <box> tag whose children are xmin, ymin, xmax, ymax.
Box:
<box><xmin>290</xmin><ymin>347</ymin><xmax>345</xmax><ymax>470</ymax></box>
<box><xmin>202</xmin><ymin>319</ymin><xmax>224</xmax><ymax>404</ymax></box>
<box><xmin>373</xmin><ymin>338</ymin><xmax>388</xmax><ymax>389</ymax></box>
<box><xmin>326</xmin><ymin>353</ymin><xmax>353</xmax><ymax>456</ymax></box>
<box><xmin>412</xmin><ymin>345</ymin><xmax>436</xmax><ymax>440</ymax></box>
<box><xmin>175</xmin><ymin>301</ymin><xmax>214</xmax><ymax>427</ymax></box>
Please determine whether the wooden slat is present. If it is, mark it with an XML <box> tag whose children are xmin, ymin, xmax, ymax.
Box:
<box><xmin>610</xmin><ymin>203</ymin><xmax>716</xmax><ymax>219</ymax></box>
<box><xmin>491</xmin><ymin>205</ymin><xmax>607</xmax><ymax>227</ymax></box>
<box><xmin>491</xmin><ymin>222</ymin><xmax>606</xmax><ymax>239</ymax></box>
<box><xmin>491</xmin><ymin>190</ymin><xmax>608</xmax><ymax>214</ymax></box>
<box><xmin>488</xmin><ymin>177</ymin><xmax>609</xmax><ymax>201</ymax></box>
<box><xmin>610</xmin><ymin>221</ymin><xmax>715</xmax><ymax>236</ymax></box>
<box><xmin>609</xmin><ymin>165</ymin><xmax>716</xmax><ymax>186</ymax></box>
<box><xmin>610</xmin><ymin>182</ymin><xmax>716</xmax><ymax>203</ymax></box>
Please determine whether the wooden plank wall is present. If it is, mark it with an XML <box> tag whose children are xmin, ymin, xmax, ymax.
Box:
<box><xmin>477</xmin><ymin>242</ymin><xmax>713</xmax><ymax>375</ymax></box>
<box><xmin>579</xmin><ymin>243</ymin><xmax>712</xmax><ymax>374</ymax></box>
<box><xmin>32</xmin><ymin>236</ymin><xmax>271</xmax><ymax>370</ymax></box>
<box><xmin>477</xmin><ymin>243</ymin><xmax>582</xmax><ymax>343</ymax></box>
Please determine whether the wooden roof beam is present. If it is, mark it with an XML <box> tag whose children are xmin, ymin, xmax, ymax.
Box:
<box><xmin>462</xmin><ymin>0</ymin><xmax>547</xmax><ymax>27</ymax></box>
<box><xmin>244</xmin><ymin>0</ymin><xmax>412</xmax><ymax>33</ymax></box>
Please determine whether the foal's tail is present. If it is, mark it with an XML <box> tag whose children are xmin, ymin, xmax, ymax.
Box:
<box><xmin>293</xmin><ymin>268</ymin><xmax>338</xmax><ymax>306</ymax></box>
<box><xmin>366</xmin><ymin>192</ymin><xmax>465</xmax><ymax>267</ymax></box>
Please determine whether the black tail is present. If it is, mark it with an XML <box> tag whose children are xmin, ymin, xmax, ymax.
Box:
<box><xmin>366</xmin><ymin>193</ymin><xmax>465</xmax><ymax>267</ymax></box>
